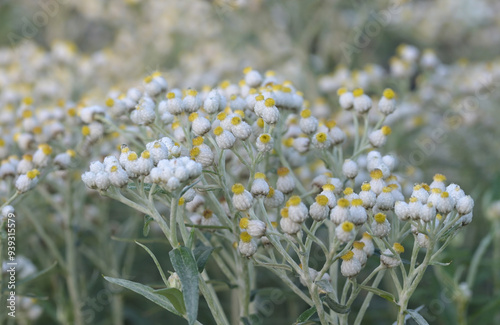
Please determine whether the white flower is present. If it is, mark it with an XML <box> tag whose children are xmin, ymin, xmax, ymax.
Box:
<box><xmin>232</xmin><ymin>184</ymin><xmax>254</xmax><ymax>211</ymax></box>
<box><xmin>330</xmin><ymin>198</ymin><xmax>350</xmax><ymax>225</ymax></box>
<box><xmin>299</xmin><ymin>109</ymin><xmax>318</xmax><ymax>135</ymax></box>
<box><xmin>186</xmin><ymin>194</ymin><xmax>205</xmax><ymax>213</ymax></box>
<box><xmin>430</xmin><ymin>174</ymin><xmax>447</xmax><ymax>191</ymax></box>
<box><xmin>146</xmin><ymin>141</ymin><xmax>169</xmax><ymax>165</ymax></box>
<box><xmin>341</xmin><ymin>251</ymin><xmax>362</xmax><ymax>277</ymax></box>
<box><xmin>54</xmin><ymin>149</ymin><xmax>75</xmax><ymax>169</ymax></box>
<box><xmin>436</xmin><ymin>192</ymin><xmax>455</xmax><ymax>215</ymax></box>
<box><xmin>240</xmin><ymin>218</ymin><xmax>266</xmax><ymax>238</ymax></box>
<box><xmin>309</xmin><ymin>195</ymin><xmax>330</xmax><ymax>221</ymax></box>
<box><xmin>375</xmin><ymin>187</ymin><xmax>395</xmax><ymax>210</ymax></box>
<box><xmin>416</xmin><ymin>233</ymin><xmax>430</xmax><ymax>249</ymax></box>
<box><xmin>164</xmin><ymin>92</ymin><xmax>184</xmax><ymax>115</ymax></box>
<box><xmin>342</xmin><ymin>159</ymin><xmax>358</xmax><ymax>179</ymax></box>
<box><xmin>261</xmin><ymin>98</ymin><xmax>280</xmax><ymax>125</ymax></box>
<box><xmin>380</xmin><ymin>243</ymin><xmax>404</xmax><ymax>268</ymax></box>
<box><xmin>408</xmin><ymin>197</ymin><xmax>423</xmax><ymax>220</ymax></box>
<box><xmin>360</xmin><ymin>232</ymin><xmax>375</xmax><ymax>257</ymax></box>
<box><xmin>230</xmin><ymin>116</ymin><xmax>252</xmax><ymax>140</ymax></box>
<box><xmin>16</xmin><ymin>169</ymin><xmax>39</xmax><ymax>193</ymax></box>
<box><xmin>265</xmin><ymin>187</ymin><xmax>284</xmax><ymax>208</ymax></box>
<box><xmin>336</xmin><ymin>221</ymin><xmax>356</xmax><ymax>243</ymax></box>
<box><xmin>352</xmin><ymin>241</ymin><xmax>368</xmax><ymax>266</ymax></box>
<box><xmin>320</xmin><ymin>184</ymin><xmax>337</xmax><ymax>208</ymax></box>
<box><xmin>280</xmin><ymin>208</ymin><xmax>301</xmax><ymax>235</ymax></box>
<box><xmin>182</xmin><ymin>89</ymin><xmax>202</xmax><ymax>113</ymax></box>
<box><xmin>276</xmin><ymin>167</ymin><xmax>295</xmax><ymax>194</ymax></box>
<box><xmin>95</xmin><ymin>171</ymin><xmax>110</xmax><ymax>190</ymax></box>
<box><xmin>80</xmin><ymin>105</ymin><xmax>104</xmax><ymax>123</ymax></box>
<box><xmin>243</xmin><ymin>67</ymin><xmax>263</xmax><ymax>87</ymax></box>
<box><xmin>369</xmin><ymin>169</ymin><xmax>386</xmax><ymax>195</ymax></box>
<box><xmin>251</xmin><ymin>173</ymin><xmax>270</xmax><ymax>197</ymax></box>
<box><xmin>201</xmin><ymin>210</ymin><xmax>221</xmax><ymax>229</ymax></box>
<box><xmin>349</xmin><ymin>199</ymin><xmax>367</xmax><ymax>225</ymax></box>
<box><xmin>456</xmin><ymin>195</ymin><xmax>474</xmax><ymax>215</ymax></box>
<box><xmin>378</xmin><ymin>88</ymin><xmax>396</xmax><ymax>115</ymax></box>
<box><xmin>327</xmin><ymin>120</ymin><xmax>346</xmax><ymax>145</ymax></box>
<box><xmin>213</xmin><ymin>127</ymin><xmax>236</xmax><ymax>149</ymax></box>
<box><xmin>420</xmin><ymin>202</ymin><xmax>436</xmax><ymax>223</ymax></box>
<box><xmin>312</xmin><ymin>132</ymin><xmax>331</xmax><ymax>149</ymax></box>
<box><xmin>131</xmin><ymin>98</ymin><xmax>156</xmax><ymax>125</ymax></box>
<box><xmin>190</xmin><ymin>113</ymin><xmax>212</xmax><ymax>136</ymax></box>
<box><xmin>17</xmin><ymin>155</ymin><xmax>34</xmax><ymax>174</ymax></box>
<box><xmin>32</xmin><ymin>144</ymin><xmax>52</xmax><ymax>168</ymax></box>
<box><xmin>371</xmin><ymin>213</ymin><xmax>391</xmax><ymax>237</ymax></box>
<box><xmin>137</xmin><ymin>151</ymin><xmax>154</xmax><ymax>175</ymax></box>
<box><xmin>359</xmin><ymin>183</ymin><xmax>376</xmax><ymax>209</ymax></box>
<box><xmin>239</xmin><ymin>232</ymin><xmax>258</xmax><ymax>257</ymax></box>
<box><xmin>143</xmin><ymin>76</ymin><xmax>163</xmax><ymax>96</ymax></box>
<box><xmin>368</xmin><ymin>126</ymin><xmax>391</xmax><ymax>148</ymax></box>
<box><xmin>287</xmin><ymin>196</ymin><xmax>308</xmax><ymax>223</ymax></box>
<box><xmin>108</xmin><ymin>165</ymin><xmax>129</xmax><ymax>187</ymax></box>
<box><xmin>411</xmin><ymin>184</ymin><xmax>429</xmax><ymax>203</ymax></box>
<box><xmin>190</xmin><ymin>143</ymin><xmax>214</xmax><ymax>168</ymax></box>
<box><xmin>394</xmin><ymin>201</ymin><xmax>410</xmax><ymax>221</ymax></box>
<box><xmin>204</xmin><ymin>89</ymin><xmax>223</xmax><ymax>114</ymax></box>
<box><xmin>337</xmin><ymin>88</ymin><xmax>354</xmax><ymax>110</ymax></box>
<box><xmin>446</xmin><ymin>184</ymin><xmax>465</xmax><ymax>202</ymax></box>
<box><xmin>352</xmin><ymin>88</ymin><xmax>372</xmax><ymax>114</ymax></box>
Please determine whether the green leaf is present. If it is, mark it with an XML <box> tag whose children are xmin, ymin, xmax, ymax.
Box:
<box><xmin>135</xmin><ymin>241</ymin><xmax>169</xmax><ymax>286</ymax></box>
<box><xmin>295</xmin><ymin>305</ymin><xmax>317</xmax><ymax>323</ymax></box>
<box><xmin>322</xmin><ymin>295</ymin><xmax>350</xmax><ymax>314</ymax></box>
<box><xmin>169</xmin><ymin>247</ymin><xmax>199</xmax><ymax>325</ymax></box>
<box><xmin>17</xmin><ymin>261</ymin><xmax>57</xmax><ymax>286</ymax></box>
<box><xmin>359</xmin><ymin>285</ymin><xmax>396</xmax><ymax>303</ymax></box>
<box><xmin>103</xmin><ymin>276</ymin><xmax>181</xmax><ymax>316</ymax></box>
<box><xmin>154</xmin><ymin>288</ymin><xmax>186</xmax><ymax>315</ymax></box>
<box><xmin>407</xmin><ymin>309</ymin><xmax>429</xmax><ymax>325</ymax></box>
<box><xmin>143</xmin><ymin>215</ymin><xmax>154</xmax><ymax>237</ymax></box>
<box><xmin>193</xmin><ymin>245</ymin><xmax>214</xmax><ymax>273</ymax></box>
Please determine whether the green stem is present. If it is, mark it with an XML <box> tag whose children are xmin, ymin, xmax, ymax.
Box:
<box><xmin>353</xmin><ymin>270</ymin><xmax>386</xmax><ymax>325</ymax></box>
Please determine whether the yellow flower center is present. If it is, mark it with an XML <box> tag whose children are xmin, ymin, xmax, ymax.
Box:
<box><xmin>167</xmin><ymin>92</ymin><xmax>176</xmax><ymax>99</ymax></box>
<box><xmin>239</xmin><ymin>217</ymin><xmax>249</xmax><ymax>229</ymax></box>
<box><xmin>393</xmin><ymin>243</ymin><xmax>404</xmax><ymax>254</ymax></box>
<box><xmin>383</xmin><ymin>88</ymin><xmax>395</xmax><ymax>99</ymax></box>
<box><xmin>338</xmin><ymin>198</ymin><xmax>350</xmax><ymax>208</ymax></box>
<box><xmin>351</xmin><ymin>199</ymin><xmax>363</xmax><ymax>207</ymax></box>
<box><xmin>255</xmin><ymin>172</ymin><xmax>266</xmax><ymax>179</ymax></box>
<box><xmin>316</xmin><ymin>195</ymin><xmax>329</xmax><ymax>206</ymax></box>
<box><xmin>81</xmin><ymin>126</ymin><xmax>90</xmax><ymax>136</ymax></box>
<box><xmin>315</xmin><ymin>132</ymin><xmax>327</xmax><ymax>143</ymax></box>
<box><xmin>231</xmin><ymin>116</ymin><xmax>241</xmax><ymax>125</ymax></box>
<box><xmin>27</xmin><ymin>169</ymin><xmax>39</xmax><ymax>179</ymax></box>
<box><xmin>342</xmin><ymin>221</ymin><xmax>354</xmax><ymax>232</ymax></box>
<box><xmin>192</xmin><ymin>137</ymin><xmax>204</xmax><ymax>146</ymax></box>
<box><xmin>344</xmin><ymin>187</ymin><xmax>354</xmax><ymax>195</ymax></box>
<box><xmin>105</xmin><ymin>98</ymin><xmax>114</xmax><ymax>107</ymax></box>
<box><xmin>127</xmin><ymin>152</ymin><xmax>138</xmax><ymax>161</ymax></box>
<box><xmin>341</xmin><ymin>251</ymin><xmax>354</xmax><ymax>261</ymax></box>
<box><xmin>361</xmin><ymin>183</ymin><xmax>371</xmax><ymax>191</ymax></box>
<box><xmin>141</xmin><ymin>151</ymin><xmax>150</xmax><ymax>159</ymax></box>
<box><xmin>337</xmin><ymin>87</ymin><xmax>347</xmax><ymax>96</ymax></box>
<box><xmin>232</xmin><ymin>183</ymin><xmax>245</xmax><ymax>195</ymax></box>
<box><xmin>187</xmin><ymin>89</ymin><xmax>197</xmax><ymax>97</ymax></box>
<box><xmin>277</xmin><ymin>167</ymin><xmax>289</xmax><ymax>176</ymax></box>
<box><xmin>433</xmin><ymin>174</ymin><xmax>447</xmax><ymax>182</ymax></box>
<box><xmin>190</xmin><ymin>147</ymin><xmax>200</xmax><ymax>158</ymax></box>
<box><xmin>213</xmin><ymin>126</ymin><xmax>224</xmax><ymax>136</ymax></box>
<box><xmin>265</xmin><ymin>98</ymin><xmax>275</xmax><ymax>107</ymax></box>
<box><xmin>280</xmin><ymin>207</ymin><xmax>289</xmax><ymax>218</ymax></box>
<box><xmin>322</xmin><ymin>184</ymin><xmax>335</xmax><ymax>192</ymax></box>
<box><xmin>353</xmin><ymin>88</ymin><xmax>364</xmax><ymax>97</ymax></box>
<box><xmin>381</xmin><ymin>126</ymin><xmax>392</xmax><ymax>136</ymax></box>
<box><xmin>240</xmin><ymin>231</ymin><xmax>252</xmax><ymax>243</ymax></box>
<box><xmin>300</xmin><ymin>109</ymin><xmax>311</xmax><ymax>118</ymax></box>
<box><xmin>353</xmin><ymin>241</ymin><xmax>365</xmax><ymax>250</ymax></box>
<box><xmin>288</xmin><ymin>196</ymin><xmax>301</xmax><ymax>206</ymax></box>
<box><xmin>259</xmin><ymin>134</ymin><xmax>271</xmax><ymax>144</ymax></box>
<box><xmin>370</xmin><ymin>169</ymin><xmax>383</xmax><ymax>179</ymax></box>
<box><xmin>188</xmin><ymin>113</ymin><xmax>198</xmax><ymax>122</ymax></box>
<box><xmin>374</xmin><ymin>213</ymin><xmax>386</xmax><ymax>223</ymax></box>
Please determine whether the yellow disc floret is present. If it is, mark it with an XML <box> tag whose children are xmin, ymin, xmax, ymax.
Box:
<box><xmin>341</xmin><ymin>251</ymin><xmax>354</xmax><ymax>261</ymax></box>
<box><xmin>213</xmin><ymin>126</ymin><xmax>224</xmax><ymax>136</ymax></box>
<box><xmin>288</xmin><ymin>196</ymin><xmax>301</xmax><ymax>206</ymax></box>
<box><xmin>300</xmin><ymin>109</ymin><xmax>311</xmax><ymax>118</ymax></box>
<box><xmin>82</xmin><ymin>126</ymin><xmax>90</xmax><ymax>136</ymax></box>
<box><xmin>232</xmin><ymin>183</ymin><xmax>245</xmax><ymax>195</ymax></box>
<box><xmin>255</xmin><ymin>172</ymin><xmax>266</xmax><ymax>179</ymax></box>
<box><xmin>338</xmin><ymin>198</ymin><xmax>350</xmax><ymax>208</ymax></box>
<box><xmin>353</xmin><ymin>88</ymin><xmax>364</xmax><ymax>97</ymax></box>
<box><xmin>265</xmin><ymin>98</ymin><xmax>275</xmax><ymax>107</ymax></box>
<box><xmin>370</xmin><ymin>169</ymin><xmax>383</xmax><ymax>179</ymax></box>
<box><xmin>344</xmin><ymin>187</ymin><xmax>354</xmax><ymax>195</ymax></box>
<box><xmin>361</xmin><ymin>183</ymin><xmax>371</xmax><ymax>191</ymax></box>
<box><xmin>188</xmin><ymin>113</ymin><xmax>198</xmax><ymax>122</ymax></box>
<box><xmin>393</xmin><ymin>243</ymin><xmax>404</xmax><ymax>254</ymax></box>
<box><xmin>383</xmin><ymin>88</ymin><xmax>396</xmax><ymax>99</ymax></box>
<box><xmin>277</xmin><ymin>167</ymin><xmax>289</xmax><ymax>176</ymax></box>
<box><xmin>342</xmin><ymin>221</ymin><xmax>354</xmax><ymax>232</ymax></box>
<box><xmin>192</xmin><ymin>137</ymin><xmax>204</xmax><ymax>146</ymax></box>
<box><xmin>374</xmin><ymin>213</ymin><xmax>386</xmax><ymax>223</ymax></box>
<box><xmin>190</xmin><ymin>147</ymin><xmax>200</xmax><ymax>158</ymax></box>
<box><xmin>259</xmin><ymin>134</ymin><xmax>271</xmax><ymax>144</ymax></box>
<box><xmin>337</xmin><ymin>87</ymin><xmax>348</xmax><ymax>96</ymax></box>
<box><xmin>127</xmin><ymin>152</ymin><xmax>138</xmax><ymax>161</ymax></box>
<box><xmin>316</xmin><ymin>195</ymin><xmax>329</xmax><ymax>206</ymax></box>
<box><xmin>187</xmin><ymin>89</ymin><xmax>197</xmax><ymax>97</ymax></box>
<box><xmin>240</xmin><ymin>232</ymin><xmax>252</xmax><ymax>243</ymax></box>
<box><xmin>441</xmin><ymin>192</ymin><xmax>449</xmax><ymax>198</ymax></box>
<box><xmin>433</xmin><ymin>174</ymin><xmax>447</xmax><ymax>182</ymax></box>
<box><xmin>27</xmin><ymin>169</ymin><xmax>39</xmax><ymax>179</ymax></box>
<box><xmin>239</xmin><ymin>217</ymin><xmax>249</xmax><ymax>229</ymax></box>
<box><xmin>256</xmin><ymin>118</ymin><xmax>265</xmax><ymax>128</ymax></box>
<box><xmin>323</xmin><ymin>184</ymin><xmax>335</xmax><ymax>192</ymax></box>
<box><xmin>351</xmin><ymin>199</ymin><xmax>363</xmax><ymax>207</ymax></box>
<box><xmin>353</xmin><ymin>241</ymin><xmax>365</xmax><ymax>250</ymax></box>
<box><xmin>381</xmin><ymin>126</ymin><xmax>392</xmax><ymax>135</ymax></box>
<box><xmin>141</xmin><ymin>150</ymin><xmax>150</xmax><ymax>159</ymax></box>
<box><xmin>280</xmin><ymin>207</ymin><xmax>288</xmax><ymax>218</ymax></box>
<box><xmin>315</xmin><ymin>132</ymin><xmax>327</xmax><ymax>143</ymax></box>
<box><xmin>167</xmin><ymin>92</ymin><xmax>176</xmax><ymax>99</ymax></box>
<box><xmin>105</xmin><ymin>98</ymin><xmax>114</xmax><ymax>107</ymax></box>
<box><xmin>231</xmin><ymin>116</ymin><xmax>241</xmax><ymax>125</ymax></box>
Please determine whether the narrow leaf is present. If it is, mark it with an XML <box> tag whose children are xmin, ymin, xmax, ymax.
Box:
<box><xmin>155</xmin><ymin>288</ymin><xmax>186</xmax><ymax>315</ymax></box>
<box><xmin>17</xmin><ymin>261</ymin><xmax>57</xmax><ymax>286</ymax></box>
<box><xmin>323</xmin><ymin>295</ymin><xmax>350</xmax><ymax>314</ymax></box>
<box><xmin>359</xmin><ymin>285</ymin><xmax>396</xmax><ymax>303</ymax></box>
<box><xmin>407</xmin><ymin>309</ymin><xmax>430</xmax><ymax>325</ymax></box>
<box><xmin>193</xmin><ymin>245</ymin><xmax>214</xmax><ymax>272</ymax></box>
<box><xmin>315</xmin><ymin>279</ymin><xmax>334</xmax><ymax>293</ymax></box>
<box><xmin>135</xmin><ymin>241</ymin><xmax>169</xmax><ymax>286</ymax></box>
<box><xmin>169</xmin><ymin>247</ymin><xmax>199</xmax><ymax>325</ymax></box>
<box><xmin>103</xmin><ymin>276</ymin><xmax>181</xmax><ymax>316</ymax></box>
<box><xmin>295</xmin><ymin>305</ymin><xmax>317</xmax><ymax>323</ymax></box>
<box><xmin>143</xmin><ymin>215</ymin><xmax>154</xmax><ymax>237</ymax></box>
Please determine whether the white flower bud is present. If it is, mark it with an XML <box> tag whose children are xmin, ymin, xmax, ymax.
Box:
<box><xmin>335</xmin><ymin>221</ymin><xmax>356</xmax><ymax>243</ymax></box>
<box><xmin>232</xmin><ymin>184</ymin><xmax>254</xmax><ymax>211</ymax></box>
<box><xmin>287</xmin><ymin>196</ymin><xmax>308</xmax><ymax>223</ymax></box>
<box><xmin>371</xmin><ymin>213</ymin><xmax>390</xmax><ymax>237</ymax></box>
<box><xmin>265</xmin><ymin>188</ymin><xmax>284</xmax><ymax>208</ymax></box>
<box><xmin>251</xmin><ymin>175</ymin><xmax>270</xmax><ymax>197</ymax></box>
<box><xmin>456</xmin><ymin>195</ymin><xmax>474</xmax><ymax>215</ymax></box>
<box><xmin>342</xmin><ymin>159</ymin><xmax>358</xmax><ymax>179</ymax></box>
